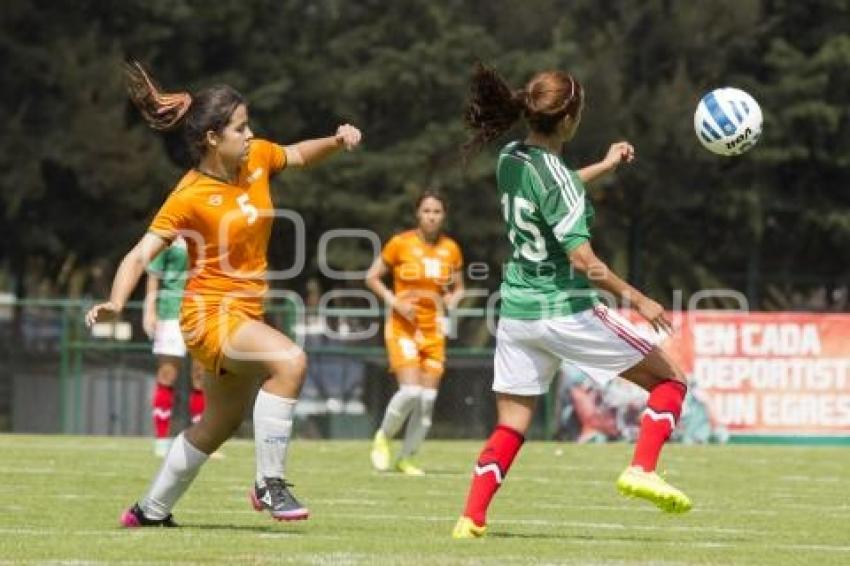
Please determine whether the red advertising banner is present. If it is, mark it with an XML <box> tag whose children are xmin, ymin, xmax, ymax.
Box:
<box><xmin>653</xmin><ymin>312</ymin><xmax>850</xmax><ymax>437</ymax></box>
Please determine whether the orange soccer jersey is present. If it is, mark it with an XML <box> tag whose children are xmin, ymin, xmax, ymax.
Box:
<box><xmin>148</xmin><ymin>139</ymin><xmax>287</xmax><ymax>373</ymax></box>
<box><xmin>381</xmin><ymin>230</ymin><xmax>463</xmax><ymax>375</ymax></box>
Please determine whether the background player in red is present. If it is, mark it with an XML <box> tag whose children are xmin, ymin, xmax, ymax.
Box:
<box><xmin>366</xmin><ymin>190</ymin><xmax>464</xmax><ymax>475</ymax></box>
<box><xmin>143</xmin><ymin>237</ymin><xmax>209</xmax><ymax>457</ymax></box>
<box><xmin>86</xmin><ymin>61</ymin><xmax>361</xmax><ymax>527</ymax></box>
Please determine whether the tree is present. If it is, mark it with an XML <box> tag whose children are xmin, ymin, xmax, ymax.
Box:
<box><xmin>0</xmin><ymin>0</ymin><xmax>847</xmax><ymax>316</ymax></box>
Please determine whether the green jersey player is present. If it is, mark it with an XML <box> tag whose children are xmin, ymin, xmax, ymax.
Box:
<box><xmin>143</xmin><ymin>237</ymin><xmax>206</xmax><ymax>457</ymax></box>
<box><xmin>453</xmin><ymin>64</ymin><xmax>692</xmax><ymax>539</ymax></box>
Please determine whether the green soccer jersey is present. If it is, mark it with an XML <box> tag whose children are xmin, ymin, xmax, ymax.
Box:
<box><xmin>147</xmin><ymin>241</ymin><xmax>189</xmax><ymax>320</ymax></box>
<box><xmin>497</xmin><ymin>141</ymin><xmax>598</xmax><ymax>319</ymax></box>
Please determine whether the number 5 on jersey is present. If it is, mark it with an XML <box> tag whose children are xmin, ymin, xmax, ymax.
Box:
<box><xmin>237</xmin><ymin>194</ymin><xmax>258</xmax><ymax>225</ymax></box>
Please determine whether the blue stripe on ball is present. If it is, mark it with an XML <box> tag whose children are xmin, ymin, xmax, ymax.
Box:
<box><xmin>704</xmin><ymin>92</ymin><xmax>737</xmax><ymax>136</ymax></box>
<box><xmin>702</xmin><ymin>120</ymin><xmax>722</xmax><ymax>141</ymax></box>
<box><xmin>730</xmin><ymin>100</ymin><xmax>743</xmax><ymax>124</ymax></box>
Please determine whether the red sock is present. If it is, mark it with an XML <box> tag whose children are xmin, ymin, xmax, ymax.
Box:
<box><xmin>631</xmin><ymin>380</ymin><xmax>687</xmax><ymax>472</ymax></box>
<box><xmin>152</xmin><ymin>383</ymin><xmax>174</xmax><ymax>439</ymax></box>
<box><xmin>189</xmin><ymin>388</ymin><xmax>205</xmax><ymax>424</ymax></box>
<box><xmin>462</xmin><ymin>425</ymin><xmax>525</xmax><ymax>527</ymax></box>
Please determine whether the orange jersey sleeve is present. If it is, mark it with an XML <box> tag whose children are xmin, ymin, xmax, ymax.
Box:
<box><xmin>249</xmin><ymin>139</ymin><xmax>287</xmax><ymax>175</ymax></box>
<box><xmin>149</xmin><ymin>188</ymin><xmax>193</xmax><ymax>242</ymax></box>
<box><xmin>381</xmin><ymin>234</ymin><xmax>402</xmax><ymax>267</ymax></box>
<box><xmin>447</xmin><ymin>237</ymin><xmax>463</xmax><ymax>272</ymax></box>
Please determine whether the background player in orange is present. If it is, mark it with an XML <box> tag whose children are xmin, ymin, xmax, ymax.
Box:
<box><xmin>85</xmin><ymin>61</ymin><xmax>361</xmax><ymax>527</ymax></box>
<box><xmin>366</xmin><ymin>190</ymin><xmax>465</xmax><ymax>475</ymax></box>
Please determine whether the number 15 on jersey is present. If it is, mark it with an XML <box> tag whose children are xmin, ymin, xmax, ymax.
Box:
<box><xmin>501</xmin><ymin>193</ymin><xmax>547</xmax><ymax>262</ymax></box>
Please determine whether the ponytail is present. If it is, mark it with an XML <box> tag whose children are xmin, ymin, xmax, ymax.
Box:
<box><xmin>463</xmin><ymin>63</ymin><xmax>585</xmax><ymax>159</ymax></box>
<box><xmin>462</xmin><ymin>63</ymin><xmax>525</xmax><ymax>158</ymax></box>
<box><xmin>124</xmin><ymin>60</ymin><xmax>192</xmax><ymax>132</ymax></box>
<box><xmin>124</xmin><ymin>60</ymin><xmax>246</xmax><ymax>166</ymax></box>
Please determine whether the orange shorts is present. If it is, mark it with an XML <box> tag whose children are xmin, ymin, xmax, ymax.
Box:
<box><xmin>384</xmin><ymin>320</ymin><xmax>445</xmax><ymax>378</ymax></box>
<box><xmin>180</xmin><ymin>295</ymin><xmax>263</xmax><ymax>375</ymax></box>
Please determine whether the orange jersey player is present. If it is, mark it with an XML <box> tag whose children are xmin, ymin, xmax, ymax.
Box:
<box><xmin>85</xmin><ymin>60</ymin><xmax>362</xmax><ymax>528</ymax></box>
<box><xmin>382</xmin><ymin>227</ymin><xmax>463</xmax><ymax>375</ymax></box>
<box><xmin>148</xmin><ymin>137</ymin><xmax>286</xmax><ymax>376</ymax></box>
<box><xmin>366</xmin><ymin>190</ymin><xmax>464</xmax><ymax>475</ymax></box>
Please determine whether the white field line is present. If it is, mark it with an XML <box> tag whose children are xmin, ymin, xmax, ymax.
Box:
<box><xmin>529</xmin><ymin>501</ymin><xmax>666</xmax><ymax>513</ymax></box>
<box><xmin>303</xmin><ymin>498</ymin><xmax>380</xmax><ymax>506</ymax></box>
<box><xmin>4</xmin><ymin>527</ymin><xmax>849</xmax><ymax>560</ymax></box>
<box><xmin>0</xmin><ymin>467</ymin><xmax>123</xmax><ymax>478</ymax></box>
<box><xmin>779</xmin><ymin>502</ymin><xmax>850</xmax><ymax>510</ymax></box>
<box><xmin>774</xmin><ymin>544</ymin><xmax>850</xmax><ymax>553</ymax></box>
<box><xmin>0</xmin><ymin>526</ymin><xmax>319</xmax><ymax>537</ymax></box>
<box><xmin>0</xmin><ymin>561</ymin><xmax>209</xmax><ymax>566</ymax></box>
<box><xmin>0</xmin><ymin>528</ymin><xmax>132</xmax><ymax>537</ymax></box>
<box><xmin>0</xmin><ymin>441</ymin><xmax>135</xmax><ymax>452</ymax></box>
<box><xmin>779</xmin><ymin>475</ymin><xmax>840</xmax><ymax>483</ymax></box>
<box><xmin>324</xmin><ymin>511</ymin><xmax>762</xmax><ymax>535</ymax></box>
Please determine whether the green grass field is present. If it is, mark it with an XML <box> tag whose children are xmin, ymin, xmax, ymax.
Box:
<box><xmin>0</xmin><ymin>435</ymin><xmax>848</xmax><ymax>565</ymax></box>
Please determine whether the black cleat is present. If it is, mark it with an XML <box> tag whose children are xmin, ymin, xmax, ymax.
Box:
<box><xmin>120</xmin><ymin>503</ymin><xmax>179</xmax><ymax>528</ymax></box>
<box><xmin>249</xmin><ymin>478</ymin><xmax>309</xmax><ymax>521</ymax></box>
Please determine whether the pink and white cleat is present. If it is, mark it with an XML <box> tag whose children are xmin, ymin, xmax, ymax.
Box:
<box><xmin>250</xmin><ymin>478</ymin><xmax>309</xmax><ymax>521</ymax></box>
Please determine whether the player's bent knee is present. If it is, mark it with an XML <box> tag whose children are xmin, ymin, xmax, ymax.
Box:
<box><xmin>268</xmin><ymin>348</ymin><xmax>306</xmax><ymax>377</ymax></box>
<box><xmin>644</xmin><ymin>347</ymin><xmax>687</xmax><ymax>383</ymax></box>
<box><xmin>190</xmin><ymin>412</ymin><xmax>242</xmax><ymax>451</ymax></box>
<box><xmin>281</xmin><ymin>349</ymin><xmax>307</xmax><ymax>385</ymax></box>
<box><xmin>185</xmin><ymin>426</ymin><xmax>225</xmax><ymax>454</ymax></box>
<box><xmin>263</xmin><ymin>350</ymin><xmax>307</xmax><ymax>397</ymax></box>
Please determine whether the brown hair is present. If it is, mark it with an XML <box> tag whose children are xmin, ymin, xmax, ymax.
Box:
<box><xmin>463</xmin><ymin>62</ymin><xmax>583</xmax><ymax>157</ymax></box>
<box><xmin>415</xmin><ymin>189</ymin><xmax>447</xmax><ymax>212</ymax></box>
<box><xmin>124</xmin><ymin>60</ymin><xmax>246</xmax><ymax>166</ymax></box>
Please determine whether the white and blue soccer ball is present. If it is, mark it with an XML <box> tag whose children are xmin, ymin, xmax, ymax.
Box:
<box><xmin>694</xmin><ymin>87</ymin><xmax>762</xmax><ymax>156</ymax></box>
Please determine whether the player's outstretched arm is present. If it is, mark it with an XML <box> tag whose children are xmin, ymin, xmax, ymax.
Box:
<box><xmin>577</xmin><ymin>141</ymin><xmax>635</xmax><ymax>184</ymax></box>
<box><xmin>284</xmin><ymin>124</ymin><xmax>362</xmax><ymax>168</ymax></box>
<box><xmin>85</xmin><ymin>233</ymin><xmax>168</xmax><ymax>327</ymax></box>
<box><xmin>567</xmin><ymin>241</ymin><xmax>672</xmax><ymax>334</ymax></box>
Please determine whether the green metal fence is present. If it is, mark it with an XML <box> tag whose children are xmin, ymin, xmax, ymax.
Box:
<box><xmin>0</xmin><ymin>297</ymin><xmax>559</xmax><ymax>439</ymax></box>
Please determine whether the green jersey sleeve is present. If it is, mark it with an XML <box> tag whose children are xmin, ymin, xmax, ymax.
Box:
<box><xmin>536</xmin><ymin>155</ymin><xmax>590</xmax><ymax>252</ymax></box>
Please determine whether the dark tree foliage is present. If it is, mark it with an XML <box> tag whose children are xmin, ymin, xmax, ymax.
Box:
<box><xmin>1</xmin><ymin>0</ymin><xmax>847</xmax><ymax>315</ymax></box>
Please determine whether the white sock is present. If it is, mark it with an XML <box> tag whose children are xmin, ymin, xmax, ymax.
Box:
<box><xmin>400</xmin><ymin>387</ymin><xmax>438</xmax><ymax>458</ymax></box>
<box><xmin>254</xmin><ymin>390</ymin><xmax>296</xmax><ymax>485</ymax></box>
<box><xmin>379</xmin><ymin>384</ymin><xmax>422</xmax><ymax>439</ymax></box>
<box><xmin>140</xmin><ymin>432</ymin><xmax>208</xmax><ymax>520</ymax></box>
